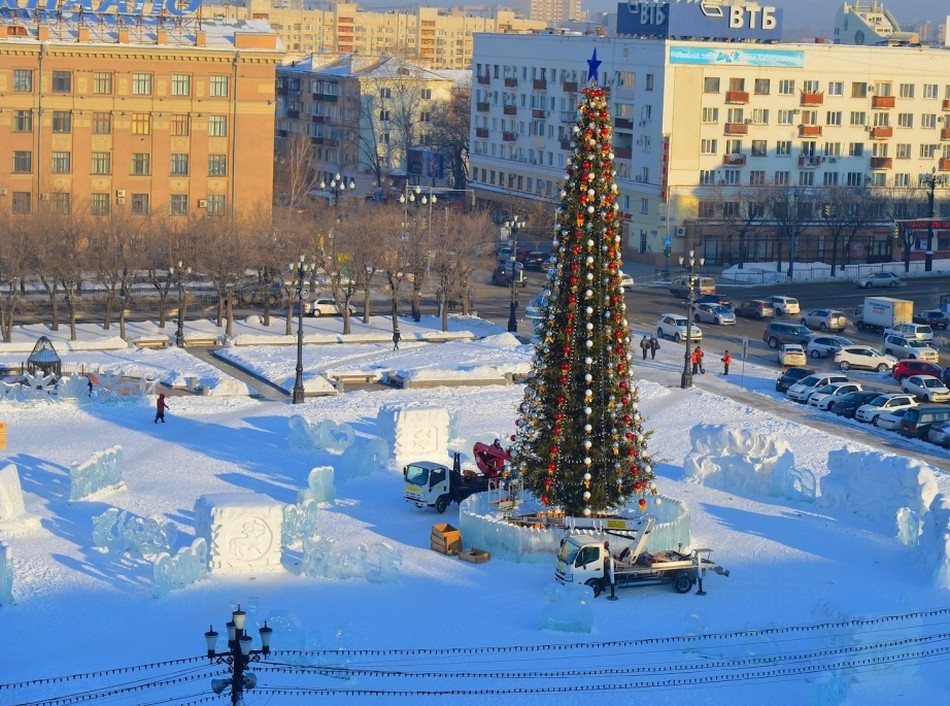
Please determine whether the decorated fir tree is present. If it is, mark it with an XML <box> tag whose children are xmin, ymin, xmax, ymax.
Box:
<box><xmin>510</xmin><ymin>52</ymin><xmax>655</xmax><ymax>518</ymax></box>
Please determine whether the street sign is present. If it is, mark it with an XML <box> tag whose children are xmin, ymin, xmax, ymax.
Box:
<box><xmin>663</xmin><ymin>236</ymin><xmax>673</xmax><ymax>247</ymax></box>
<box><xmin>742</xmin><ymin>337</ymin><xmax>749</xmax><ymax>359</ymax></box>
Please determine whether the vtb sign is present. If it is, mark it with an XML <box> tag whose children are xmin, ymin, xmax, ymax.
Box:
<box><xmin>0</xmin><ymin>0</ymin><xmax>202</xmax><ymax>17</ymax></box>
<box><xmin>617</xmin><ymin>1</ymin><xmax>783</xmax><ymax>40</ymax></box>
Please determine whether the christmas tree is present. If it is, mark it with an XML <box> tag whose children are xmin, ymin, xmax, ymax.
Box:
<box><xmin>510</xmin><ymin>51</ymin><xmax>655</xmax><ymax>518</ymax></box>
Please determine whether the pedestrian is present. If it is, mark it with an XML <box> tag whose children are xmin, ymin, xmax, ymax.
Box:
<box><xmin>640</xmin><ymin>335</ymin><xmax>650</xmax><ymax>360</ymax></box>
<box><xmin>392</xmin><ymin>328</ymin><xmax>401</xmax><ymax>351</ymax></box>
<box><xmin>649</xmin><ymin>335</ymin><xmax>660</xmax><ymax>360</ymax></box>
<box><xmin>154</xmin><ymin>393</ymin><xmax>169</xmax><ymax>424</ymax></box>
<box><xmin>721</xmin><ymin>349</ymin><xmax>732</xmax><ymax>375</ymax></box>
<box><xmin>692</xmin><ymin>345</ymin><xmax>705</xmax><ymax>375</ymax></box>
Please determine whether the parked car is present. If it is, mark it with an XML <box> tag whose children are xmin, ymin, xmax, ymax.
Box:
<box><xmin>775</xmin><ymin>366</ymin><xmax>816</xmax><ymax>393</ymax></box>
<box><xmin>238</xmin><ymin>281</ymin><xmax>285</xmax><ymax>307</ymax></box>
<box><xmin>913</xmin><ymin>309</ymin><xmax>950</xmax><ymax>330</ymax></box>
<box><xmin>697</xmin><ymin>293</ymin><xmax>732</xmax><ymax>309</ymax></box>
<box><xmin>619</xmin><ymin>271</ymin><xmax>635</xmax><ymax>291</ymax></box>
<box><xmin>656</xmin><ymin>313</ymin><xmax>702</xmax><ymax>342</ymax></box>
<box><xmin>801</xmin><ymin>309</ymin><xmax>848</xmax><ymax>331</ymax></box>
<box><xmin>882</xmin><ymin>335</ymin><xmax>939</xmax><ymax>363</ymax></box>
<box><xmin>762</xmin><ymin>295</ymin><xmax>801</xmax><ymax>316</ymax></box>
<box><xmin>833</xmin><ymin>346</ymin><xmax>897</xmax><ymax>372</ymax></box>
<box><xmin>496</xmin><ymin>245</ymin><xmax>513</xmax><ymax>262</ymax></box>
<box><xmin>831</xmin><ymin>390</ymin><xmax>886</xmax><ymax>418</ymax></box>
<box><xmin>806</xmin><ymin>335</ymin><xmax>854</xmax><ymax>359</ymax></box>
<box><xmin>303</xmin><ymin>297</ymin><xmax>356</xmax><ymax>317</ymax></box>
<box><xmin>893</xmin><ymin>359</ymin><xmax>943</xmax><ymax>382</ymax></box>
<box><xmin>763</xmin><ymin>321</ymin><xmax>813</xmax><ymax>349</ymax></box>
<box><xmin>899</xmin><ymin>405</ymin><xmax>950</xmax><ymax>439</ymax></box>
<box><xmin>926</xmin><ymin>420</ymin><xmax>950</xmax><ymax>447</ymax></box>
<box><xmin>855</xmin><ymin>393</ymin><xmax>918</xmax><ymax>424</ymax></box>
<box><xmin>522</xmin><ymin>250</ymin><xmax>548</xmax><ymax>270</ymax></box>
<box><xmin>883</xmin><ymin>322</ymin><xmax>934</xmax><ymax>343</ymax></box>
<box><xmin>693</xmin><ymin>303</ymin><xmax>735</xmax><ymax>325</ymax></box>
<box><xmin>491</xmin><ymin>262</ymin><xmax>526</xmax><ymax>287</ymax></box>
<box><xmin>540</xmin><ymin>256</ymin><xmax>557</xmax><ymax>272</ymax></box>
<box><xmin>854</xmin><ymin>271</ymin><xmax>901</xmax><ymax>288</ymax></box>
<box><xmin>735</xmin><ymin>300</ymin><xmax>775</xmax><ymax>319</ymax></box>
<box><xmin>670</xmin><ymin>276</ymin><xmax>716</xmax><ymax>297</ymax></box>
<box><xmin>777</xmin><ymin>344</ymin><xmax>807</xmax><ymax>367</ymax></box>
<box><xmin>809</xmin><ymin>382</ymin><xmax>864</xmax><ymax>410</ymax></box>
<box><xmin>787</xmin><ymin>373</ymin><xmax>850</xmax><ymax>403</ymax></box>
<box><xmin>875</xmin><ymin>408</ymin><xmax>911</xmax><ymax>431</ymax></box>
<box><xmin>900</xmin><ymin>375</ymin><xmax>950</xmax><ymax>403</ymax></box>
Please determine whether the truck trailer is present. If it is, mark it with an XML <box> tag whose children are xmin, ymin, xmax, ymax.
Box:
<box><xmin>854</xmin><ymin>296</ymin><xmax>913</xmax><ymax>333</ymax></box>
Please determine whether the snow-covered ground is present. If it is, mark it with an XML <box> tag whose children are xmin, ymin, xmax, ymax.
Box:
<box><xmin>1</xmin><ymin>314</ymin><xmax>949</xmax><ymax>705</ymax></box>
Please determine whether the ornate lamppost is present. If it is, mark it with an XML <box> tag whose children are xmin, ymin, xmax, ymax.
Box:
<box><xmin>321</xmin><ymin>172</ymin><xmax>355</xmax><ymax>209</ymax></box>
<box><xmin>204</xmin><ymin>605</ymin><xmax>272</xmax><ymax>705</ymax></box>
<box><xmin>679</xmin><ymin>249</ymin><xmax>704</xmax><ymax>389</ymax></box>
<box><xmin>920</xmin><ymin>166</ymin><xmax>947</xmax><ymax>273</ymax></box>
<box><xmin>505</xmin><ymin>215</ymin><xmax>524</xmax><ymax>334</ymax></box>
<box><xmin>169</xmin><ymin>261</ymin><xmax>190</xmax><ymax>348</ymax></box>
<box><xmin>290</xmin><ymin>254</ymin><xmax>311</xmax><ymax>404</ymax></box>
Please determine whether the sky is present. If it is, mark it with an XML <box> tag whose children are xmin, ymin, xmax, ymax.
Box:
<box><xmin>1</xmin><ymin>311</ymin><xmax>950</xmax><ymax>705</ymax></box>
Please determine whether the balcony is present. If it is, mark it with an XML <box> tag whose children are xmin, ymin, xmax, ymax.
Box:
<box><xmin>798</xmin><ymin>124</ymin><xmax>823</xmax><ymax>137</ymax></box>
<box><xmin>503</xmin><ymin>105</ymin><xmax>517</xmax><ymax>115</ymax></box>
<box><xmin>477</xmin><ymin>75</ymin><xmax>490</xmax><ymax>85</ymax></box>
<box><xmin>504</xmin><ymin>77</ymin><xmax>517</xmax><ymax>87</ymax></box>
<box><xmin>723</xmin><ymin>153</ymin><xmax>746</xmax><ymax>166</ymax></box>
<box><xmin>869</xmin><ymin>126</ymin><xmax>893</xmax><ymax>139</ymax></box>
<box><xmin>560</xmin><ymin>111</ymin><xmax>575</xmax><ymax>124</ymax></box>
<box><xmin>871</xmin><ymin>95</ymin><xmax>895</xmax><ymax>109</ymax></box>
<box><xmin>800</xmin><ymin>91</ymin><xmax>824</xmax><ymax>106</ymax></box>
<box><xmin>725</xmin><ymin>90</ymin><xmax>749</xmax><ymax>104</ymax></box>
<box><xmin>870</xmin><ymin>157</ymin><xmax>893</xmax><ymax>170</ymax></box>
<box><xmin>313</xmin><ymin>93</ymin><xmax>337</xmax><ymax>103</ymax></box>
<box><xmin>476</xmin><ymin>101</ymin><xmax>489</xmax><ymax>112</ymax></box>
<box><xmin>532</xmin><ymin>109</ymin><xmax>546</xmax><ymax>119</ymax></box>
<box><xmin>311</xmin><ymin>115</ymin><xmax>326</xmax><ymax>123</ymax></box>
<box><xmin>563</xmin><ymin>81</ymin><xmax>578</xmax><ymax>93</ymax></box>
<box><xmin>475</xmin><ymin>127</ymin><xmax>489</xmax><ymax>138</ymax></box>
<box><xmin>798</xmin><ymin>155</ymin><xmax>821</xmax><ymax>168</ymax></box>
<box><xmin>723</xmin><ymin>122</ymin><xmax>748</xmax><ymax>135</ymax></box>
<box><xmin>615</xmin><ymin>117</ymin><xmax>633</xmax><ymax>130</ymax></box>
<box><xmin>533</xmin><ymin>79</ymin><xmax>547</xmax><ymax>90</ymax></box>
<box><xmin>940</xmin><ymin>157</ymin><xmax>950</xmax><ymax>171</ymax></box>
<box><xmin>614</xmin><ymin>146</ymin><xmax>632</xmax><ymax>159</ymax></box>
<box><xmin>502</xmin><ymin>131</ymin><xmax>516</xmax><ymax>142</ymax></box>
<box><xmin>286</xmin><ymin>109</ymin><xmax>299</xmax><ymax>119</ymax></box>
<box><xmin>941</xmin><ymin>128</ymin><xmax>950</xmax><ymax>141</ymax></box>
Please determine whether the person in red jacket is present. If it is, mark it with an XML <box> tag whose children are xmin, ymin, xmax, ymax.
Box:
<box><xmin>155</xmin><ymin>393</ymin><xmax>169</xmax><ymax>424</ymax></box>
<box><xmin>721</xmin><ymin>350</ymin><xmax>733</xmax><ymax>375</ymax></box>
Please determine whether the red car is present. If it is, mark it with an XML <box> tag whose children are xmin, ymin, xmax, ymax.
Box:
<box><xmin>892</xmin><ymin>359</ymin><xmax>943</xmax><ymax>382</ymax></box>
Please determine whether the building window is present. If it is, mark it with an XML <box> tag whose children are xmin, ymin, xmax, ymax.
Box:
<box><xmin>896</xmin><ymin>143</ymin><xmax>912</xmax><ymax>159</ymax></box>
<box><xmin>851</xmin><ymin>82</ymin><xmax>868</xmax><ymax>98</ymax></box>
<box><xmin>749</xmin><ymin>170</ymin><xmax>766</xmax><ymax>185</ymax></box>
<box><xmin>130</xmin><ymin>194</ymin><xmax>149</xmax><ymax>215</ymax></box>
<box><xmin>13</xmin><ymin>110</ymin><xmax>32</xmax><ymax>132</ymax></box>
<box><xmin>823</xmin><ymin>171</ymin><xmax>839</xmax><ymax>186</ymax></box>
<box><xmin>208</xmin><ymin>154</ymin><xmax>227</xmax><ymax>176</ymax></box>
<box><xmin>751</xmin><ymin>108</ymin><xmax>769</xmax><ymax>124</ymax></box>
<box><xmin>132</xmin><ymin>73</ymin><xmax>153</xmax><ymax>95</ymax></box>
<box><xmin>894</xmin><ymin>173</ymin><xmax>910</xmax><ymax>187</ymax></box>
<box><xmin>777</xmin><ymin>109</ymin><xmax>795</xmax><ymax>125</ymax></box>
<box><xmin>645</xmin><ymin>74</ymin><xmax>654</xmax><ymax>91</ymax></box>
<box><xmin>825</xmin><ymin>111</ymin><xmax>842</xmax><ymax>126</ymax></box>
<box><xmin>93</xmin><ymin>112</ymin><xmax>112</xmax><ymax>134</ymax></box>
<box><xmin>209</xmin><ymin>75</ymin><xmax>229</xmax><ymax>97</ymax></box>
<box><xmin>11</xmin><ymin>191</ymin><xmax>32</xmax><ymax>214</ymax></box>
<box><xmin>798</xmin><ymin>171</ymin><xmax>814</xmax><ymax>187</ymax></box>
<box><xmin>171</xmin><ymin>74</ymin><xmax>191</xmax><ymax>97</ymax></box>
<box><xmin>131</xmin><ymin>153</ymin><xmax>151</xmax><ymax>175</ymax></box>
<box><xmin>802</xmin><ymin>80</ymin><xmax>819</xmax><ymax>93</ymax></box>
<box><xmin>208</xmin><ymin>115</ymin><xmax>227</xmax><ymax>137</ymax></box>
<box><xmin>379</xmin><ymin>109</ymin><xmax>390</xmax><ymax>121</ymax></box>
<box><xmin>51</xmin><ymin>151</ymin><xmax>71</xmax><ymax>174</ymax></box>
<box><xmin>170</xmin><ymin>154</ymin><xmax>189</xmax><ymax>176</ymax></box>
<box><xmin>699</xmin><ymin>170</ymin><xmax>716</xmax><ymax>185</ymax></box>
<box><xmin>701</xmin><ymin>107</ymin><xmax>719</xmax><ymax>123</ymax></box>
<box><xmin>206</xmin><ymin>194</ymin><xmax>226</xmax><ymax>215</ymax></box>
<box><xmin>169</xmin><ymin>194</ymin><xmax>189</xmax><ymax>215</ymax></box>
<box><xmin>698</xmin><ymin>201</ymin><xmax>715</xmax><ymax>218</ymax></box>
<box><xmin>91</xmin><ymin>152</ymin><xmax>111</xmax><ymax>175</ymax></box>
<box><xmin>703</xmin><ymin>77</ymin><xmax>720</xmax><ymax>93</ymax></box>
<box><xmin>897</xmin><ymin>113</ymin><xmax>914</xmax><ymax>128</ymax></box>
<box><xmin>751</xmin><ymin>140</ymin><xmax>767</xmax><ymax>157</ymax></box>
<box><xmin>725</xmin><ymin>138</ymin><xmax>742</xmax><ymax>155</ymax></box>
<box><xmin>52</xmin><ymin>111</ymin><xmax>72</xmax><ymax>133</ymax></box>
<box><xmin>828</xmin><ymin>81</ymin><xmax>843</xmax><ymax>96</ymax></box>
<box><xmin>778</xmin><ymin>79</ymin><xmax>795</xmax><ymax>95</ymax></box>
<box><xmin>13</xmin><ymin>150</ymin><xmax>32</xmax><ymax>173</ymax></box>
<box><xmin>921</xmin><ymin>144</ymin><xmax>938</xmax><ymax>159</ymax></box>
<box><xmin>93</xmin><ymin>72</ymin><xmax>112</xmax><ymax>95</ymax></box>
<box><xmin>421</xmin><ymin>88</ymin><xmax>432</xmax><ymax>99</ymax></box>
<box><xmin>924</xmin><ymin>84</ymin><xmax>939</xmax><ymax>100</ymax></box>
<box><xmin>170</xmin><ymin>114</ymin><xmax>190</xmax><ymax>136</ymax></box>
<box><xmin>379</xmin><ymin>87</ymin><xmax>392</xmax><ymax>99</ymax></box>
<box><xmin>13</xmin><ymin>69</ymin><xmax>32</xmax><ymax>92</ymax></box>
<box><xmin>922</xmin><ymin>114</ymin><xmax>937</xmax><ymax>129</ymax></box>
<box><xmin>90</xmin><ymin>193</ymin><xmax>110</xmax><ymax>215</ymax></box>
<box><xmin>899</xmin><ymin>83</ymin><xmax>915</xmax><ymax>98</ymax></box>
<box><xmin>49</xmin><ymin>193</ymin><xmax>70</xmax><ymax>215</ymax></box>
<box><xmin>775</xmin><ymin>140</ymin><xmax>792</xmax><ymax>156</ymax></box>
<box><xmin>849</xmin><ymin>111</ymin><xmax>866</xmax><ymax>127</ymax></box>
<box><xmin>849</xmin><ymin>143</ymin><xmax>864</xmax><ymax>157</ymax></box>
<box><xmin>52</xmin><ymin>71</ymin><xmax>71</xmax><ymax>93</ymax></box>
<box><xmin>700</xmin><ymin>139</ymin><xmax>717</xmax><ymax>155</ymax></box>
<box><xmin>753</xmin><ymin>78</ymin><xmax>770</xmax><ymax>95</ymax></box>
<box><xmin>131</xmin><ymin>113</ymin><xmax>151</xmax><ymax>135</ymax></box>
<box><xmin>774</xmin><ymin>171</ymin><xmax>790</xmax><ymax>185</ymax></box>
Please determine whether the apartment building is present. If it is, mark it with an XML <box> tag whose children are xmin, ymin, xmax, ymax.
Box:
<box><xmin>226</xmin><ymin>1</ymin><xmax>546</xmax><ymax>69</ymax></box>
<box><xmin>470</xmin><ymin>6</ymin><xmax>950</xmax><ymax>266</ymax></box>
<box><xmin>0</xmin><ymin>7</ymin><xmax>283</xmax><ymax>221</ymax></box>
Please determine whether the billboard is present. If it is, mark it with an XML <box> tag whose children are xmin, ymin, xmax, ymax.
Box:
<box><xmin>407</xmin><ymin>149</ymin><xmax>444</xmax><ymax>180</ymax></box>
<box><xmin>617</xmin><ymin>1</ymin><xmax>783</xmax><ymax>41</ymax></box>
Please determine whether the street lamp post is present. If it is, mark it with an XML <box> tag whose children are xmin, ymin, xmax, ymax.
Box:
<box><xmin>321</xmin><ymin>172</ymin><xmax>355</xmax><ymax>209</ymax></box>
<box><xmin>921</xmin><ymin>166</ymin><xmax>946</xmax><ymax>273</ymax></box>
<box><xmin>169</xmin><ymin>261</ymin><xmax>190</xmax><ymax>348</ymax></box>
<box><xmin>679</xmin><ymin>249</ymin><xmax>704</xmax><ymax>389</ymax></box>
<box><xmin>505</xmin><ymin>215</ymin><xmax>524</xmax><ymax>334</ymax></box>
<box><xmin>400</xmin><ymin>184</ymin><xmax>438</xmax><ymax>322</ymax></box>
<box><xmin>291</xmin><ymin>255</ymin><xmax>311</xmax><ymax>404</ymax></box>
<box><xmin>204</xmin><ymin>605</ymin><xmax>272</xmax><ymax>705</ymax></box>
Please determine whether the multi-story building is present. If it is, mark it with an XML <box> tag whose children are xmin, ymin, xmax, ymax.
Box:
<box><xmin>469</xmin><ymin>3</ymin><xmax>950</xmax><ymax>266</ymax></box>
<box><xmin>225</xmin><ymin>1</ymin><xmax>546</xmax><ymax>69</ymax></box>
<box><xmin>0</xmin><ymin>5</ymin><xmax>283</xmax><ymax>221</ymax></box>
<box><xmin>529</xmin><ymin>0</ymin><xmax>585</xmax><ymax>24</ymax></box>
<box><xmin>276</xmin><ymin>55</ymin><xmax>463</xmax><ymax>195</ymax></box>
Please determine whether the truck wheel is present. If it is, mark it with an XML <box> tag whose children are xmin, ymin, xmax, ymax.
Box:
<box><xmin>434</xmin><ymin>496</ymin><xmax>450</xmax><ymax>514</ymax></box>
<box><xmin>585</xmin><ymin>578</ymin><xmax>603</xmax><ymax>598</ymax></box>
<box><xmin>672</xmin><ymin>574</ymin><xmax>693</xmax><ymax>594</ymax></box>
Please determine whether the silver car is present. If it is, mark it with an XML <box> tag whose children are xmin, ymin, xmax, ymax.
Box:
<box><xmin>801</xmin><ymin>309</ymin><xmax>848</xmax><ymax>332</ymax></box>
<box><xmin>806</xmin><ymin>335</ymin><xmax>853</xmax><ymax>359</ymax></box>
<box><xmin>693</xmin><ymin>303</ymin><xmax>735</xmax><ymax>325</ymax></box>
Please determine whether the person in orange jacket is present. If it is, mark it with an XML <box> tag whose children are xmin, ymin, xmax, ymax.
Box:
<box><xmin>691</xmin><ymin>346</ymin><xmax>705</xmax><ymax>374</ymax></box>
<box><xmin>721</xmin><ymin>349</ymin><xmax>733</xmax><ymax>375</ymax></box>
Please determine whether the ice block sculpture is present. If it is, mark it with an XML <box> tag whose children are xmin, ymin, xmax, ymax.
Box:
<box><xmin>69</xmin><ymin>445</ymin><xmax>124</xmax><ymax>502</ymax></box>
<box><xmin>92</xmin><ymin>508</ymin><xmax>178</xmax><ymax>557</ymax></box>
<box><xmin>538</xmin><ymin>582</ymin><xmax>593</xmax><ymax>633</ymax></box>
<box><xmin>338</xmin><ymin>437</ymin><xmax>389</xmax><ymax>480</ymax></box>
<box><xmin>282</xmin><ymin>500</ymin><xmax>319</xmax><ymax>550</ymax></box>
<box><xmin>0</xmin><ymin>542</ymin><xmax>12</xmax><ymax>605</ymax></box>
<box><xmin>299</xmin><ymin>536</ymin><xmax>401</xmax><ymax>582</ymax></box>
<box><xmin>152</xmin><ymin>538</ymin><xmax>210</xmax><ymax>597</ymax></box>
<box><xmin>195</xmin><ymin>493</ymin><xmax>283</xmax><ymax>573</ymax></box>
<box><xmin>0</xmin><ymin>463</ymin><xmax>27</xmax><ymax>523</ymax></box>
<box><xmin>56</xmin><ymin>374</ymin><xmax>94</xmax><ymax>402</ymax></box>
<box><xmin>378</xmin><ymin>404</ymin><xmax>450</xmax><ymax>469</ymax></box>
<box><xmin>288</xmin><ymin>416</ymin><xmax>356</xmax><ymax>452</ymax></box>
<box><xmin>297</xmin><ymin>467</ymin><xmax>336</xmax><ymax>504</ymax></box>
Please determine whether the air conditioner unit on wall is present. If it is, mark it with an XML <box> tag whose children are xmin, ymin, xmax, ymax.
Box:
<box><xmin>675</xmin><ymin>226</ymin><xmax>686</xmax><ymax>237</ymax></box>
<box><xmin>115</xmin><ymin>189</ymin><xmax>126</xmax><ymax>198</ymax></box>
<box><xmin>198</xmin><ymin>199</ymin><xmax>208</xmax><ymax>208</ymax></box>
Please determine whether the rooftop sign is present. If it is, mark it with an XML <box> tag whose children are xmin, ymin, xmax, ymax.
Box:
<box><xmin>617</xmin><ymin>1</ymin><xmax>783</xmax><ymax>41</ymax></box>
<box><xmin>0</xmin><ymin>0</ymin><xmax>201</xmax><ymax>18</ymax></box>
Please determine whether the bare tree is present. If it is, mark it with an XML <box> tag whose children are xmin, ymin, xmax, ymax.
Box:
<box><xmin>431</xmin><ymin>208</ymin><xmax>495</xmax><ymax>329</ymax></box>
<box><xmin>274</xmin><ymin>133</ymin><xmax>320</xmax><ymax>208</ymax></box>
<box><xmin>0</xmin><ymin>207</ymin><xmax>30</xmax><ymax>342</ymax></box>
<box><xmin>428</xmin><ymin>84</ymin><xmax>471</xmax><ymax>189</ymax></box>
<box><xmin>91</xmin><ymin>208</ymin><xmax>144</xmax><ymax>337</ymax></box>
<box><xmin>763</xmin><ymin>185</ymin><xmax>814</xmax><ymax>278</ymax></box>
<box><xmin>198</xmin><ymin>216</ymin><xmax>251</xmax><ymax>337</ymax></box>
<box><xmin>882</xmin><ymin>188</ymin><xmax>926</xmax><ymax>272</ymax></box>
<box><xmin>815</xmin><ymin>186</ymin><xmax>876</xmax><ymax>276</ymax></box>
<box><xmin>707</xmin><ymin>185</ymin><xmax>766</xmax><ymax>269</ymax></box>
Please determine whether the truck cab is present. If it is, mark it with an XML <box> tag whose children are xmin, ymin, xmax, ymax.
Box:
<box><xmin>403</xmin><ymin>454</ymin><xmax>494</xmax><ymax>513</ymax></box>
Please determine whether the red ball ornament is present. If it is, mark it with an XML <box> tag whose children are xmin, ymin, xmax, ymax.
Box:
<box><xmin>555</xmin><ymin>412</ymin><xmax>564</xmax><ymax>421</ymax></box>
<box><xmin>639</xmin><ymin>498</ymin><xmax>647</xmax><ymax>511</ymax></box>
<box><xmin>558</xmin><ymin>396</ymin><xmax>566</xmax><ymax>404</ymax></box>
<box><xmin>542</xmin><ymin>495</ymin><xmax>549</xmax><ymax>505</ymax></box>
<box><xmin>624</xmin><ymin>415</ymin><xmax>632</xmax><ymax>424</ymax></box>
<box><xmin>545</xmin><ymin>479</ymin><xmax>554</xmax><ymax>488</ymax></box>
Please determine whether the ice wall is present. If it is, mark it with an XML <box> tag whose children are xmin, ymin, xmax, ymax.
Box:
<box><xmin>921</xmin><ymin>494</ymin><xmax>950</xmax><ymax>590</ymax></box>
<box><xmin>152</xmin><ymin>539</ymin><xmax>209</xmax><ymax>597</ymax></box>
<box><xmin>92</xmin><ymin>508</ymin><xmax>177</xmax><ymax>557</ymax></box>
<box><xmin>0</xmin><ymin>542</ymin><xmax>12</xmax><ymax>605</ymax></box>
<box><xmin>0</xmin><ymin>463</ymin><xmax>26</xmax><ymax>522</ymax></box>
<box><xmin>69</xmin><ymin>445</ymin><xmax>124</xmax><ymax>502</ymax></box>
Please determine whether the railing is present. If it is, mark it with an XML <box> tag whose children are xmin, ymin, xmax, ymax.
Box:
<box><xmin>503</xmin><ymin>105</ymin><xmax>517</xmax><ymax>115</ymax></box>
<box><xmin>615</xmin><ymin>117</ymin><xmax>633</xmax><ymax>129</ymax></box>
<box><xmin>940</xmin><ymin>157</ymin><xmax>950</xmax><ymax>171</ymax></box>
<box><xmin>563</xmin><ymin>81</ymin><xmax>578</xmax><ymax>93</ymax></box>
<box><xmin>502</xmin><ymin>131</ymin><xmax>516</xmax><ymax>142</ymax></box>
<box><xmin>725</xmin><ymin>90</ymin><xmax>749</xmax><ymax>104</ymax></box>
<box><xmin>723</xmin><ymin>122</ymin><xmax>748</xmax><ymax>135</ymax></box>
<box><xmin>800</xmin><ymin>91</ymin><xmax>824</xmax><ymax>105</ymax></box>
<box><xmin>798</xmin><ymin>124</ymin><xmax>823</xmax><ymax>137</ymax></box>
<box><xmin>533</xmin><ymin>79</ymin><xmax>546</xmax><ymax>90</ymax></box>
<box><xmin>722</xmin><ymin>153</ymin><xmax>746</xmax><ymax>165</ymax></box>
<box><xmin>870</xmin><ymin>157</ymin><xmax>893</xmax><ymax>169</ymax></box>
<box><xmin>475</xmin><ymin>127</ymin><xmax>489</xmax><ymax>138</ymax></box>
<box><xmin>614</xmin><ymin>146</ymin><xmax>632</xmax><ymax>159</ymax></box>
<box><xmin>476</xmin><ymin>102</ymin><xmax>489</xmax><ymax>112</ymax></box>
<box><xmin>504</xmin><ymin>77</ymin><xmax>517</xmax><ymax>87</ymax></box>
<box><xmin>941</xmin><ymin>128</ymin><xmax>950</xmax><ymax>141</ymax></box>
<box><xmin>871</xmin><ymin>95</ymin><xmax>896</xmax><ymax>108</ymax></box>
<box><xmin>869</xmin><ymin>126</ymin><xmax>893</xmax><ymax>139</ymax></box>
<box><xmin>477</xmin><ymin>75</ymin><xmax>490</xmax><ymax>85</ymax></box>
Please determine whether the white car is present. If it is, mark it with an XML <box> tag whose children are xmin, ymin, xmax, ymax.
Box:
<box><xmin>882</xmin><ymin>335</ymin><xmax>939</xmax><ymax>363</ymax></box>
<box><xmin>854</xmin><ymin>393</ymin><xmax>918</xmax><ymax>424</ymax></box>
<box><xmin>883</xmin><ymin>323</ymin><xmax>934</xmax><ymax>343</ymax></box>
<box><xmin>801</xmin><ymin>309</ymin><xmax>848</xmax><ymax>331</ymax></box>
<box><xmin>763</xmin><ymin>295</ymin><xmax>801</xmax><ymax>316</ymax></box>
<box><xmin>304</xmin><ymin>297</ymin><xmax>356</xmax><ymax>317</ymax></box>
<box><xmin>693</xmin><ymin>303</ymin><xmax>735</xmax><ymax>325</ymax></box>
<box><xmin>927</xmin><ymin>421</ymin><xmax>950</xmax><ymax>448</ymax></box>
<box><xmin>806</xmin><ymin>335</ymin><xmax>853</xmax><ymax>359</ymax></box>
<box><xmin>619</xmin><ymin>272</ymin><xmax>635</xmax><ymax>291</ymax></box>
<box><xmin>656</xmin><ymin>313</ymin><xmax>703</xmax><ymax>343</ymax></box>
<box><xmin>777</xmin><ymin>344</ymin><xmax>807</xmax><ymax>367</ymax></box>
<box><xmin>786</xmin><ymin>373</ymin><xmax>850</xmax><ymax>403</ymax></box>
<box><xmin>833</xmin><ymin>346</ymin><xmax>898</xmax><ymax>372</ymax></box>
<box><xmin>875</xmin><ymin>408</ymin><xmax>911</xmax><ymax>431</ymax></box>
<box><xmin>809</xmin><ymin>382</ymin><xmax>863</xmax><ymax>410</ymax></box>
<box><xmin>900</xmin><ymin>375</ymin><xmax>950</xmax><ymax>403</ymax></box>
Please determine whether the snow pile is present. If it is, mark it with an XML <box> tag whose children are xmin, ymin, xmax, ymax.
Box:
<box><xmin>921</xmin><ymin>494</ymin><xmax>950</xmax><ymax>590</ymax></box>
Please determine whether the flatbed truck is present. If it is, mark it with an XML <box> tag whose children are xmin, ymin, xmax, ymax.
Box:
<box><xmin>403</xmin><ymin>453</ymin><xmax>499</xmax><ymax>513</ymax></box>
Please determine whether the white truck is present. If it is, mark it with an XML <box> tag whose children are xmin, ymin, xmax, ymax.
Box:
<box><xmin>554</xmin><ymin>517</ymin><xmax>729</xmax><ymax>597</ymax></box>
<box><xmin>854</xmin><ymin>296</ymin><xmax>913</xmax><ymax>334</ymax></box>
